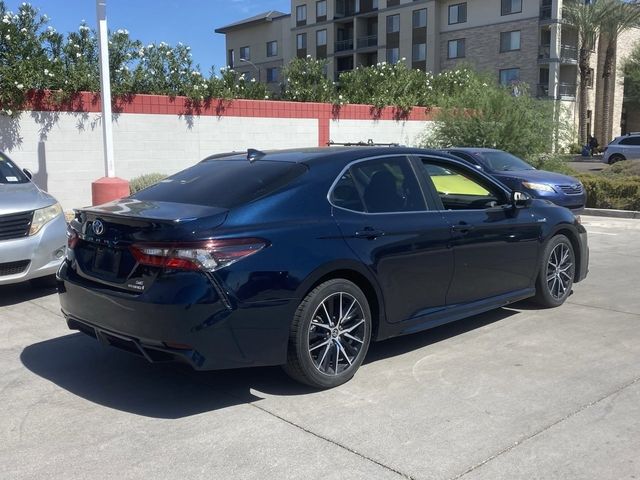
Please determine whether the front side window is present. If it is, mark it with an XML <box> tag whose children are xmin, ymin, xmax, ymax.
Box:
<box><xmin>387</xmin><ymin>14</ymin><xmax>400</xmax><ymax>33</ymax></box>
<box><xmin>499</xmin><ymin>67</ymin><xmax>520</xmax><ymax>85</ymax></box>
<box><xmin>266</xmin><ymin>40</ymin><xmax>278</xmax><ymax>57</ymax></box>
<box><xmin>500</xmin><ymin>30</ymin><xmax>521</xmax><ymax>51</ymax></box>
<box><xmin>316</xmin><ymin>29</ymin><xmax>327</xmax><ymax>46</ymax></box>
<box><xmin>448</xmin><ymin>3</ymin><xmax>467</xmax><ymax>24</ymax></box>
<box><xmin>421</xmin><ymin>159</ymin><xmax>505</xmax><ymax>210</ymax></box>
<box><xmin>448</xmin><ymin>39</ymin><xmax>465</xmax><ymax>59</ymax></box>
<box><xmin>239</xmin><ymin>46</ymin><xmax>250</xmax><ymax>60</ymax></box>
<box><xmin>332</xmin><ymin>157</ymin><xmax>427</xmax><ymax>213</ymax></box>
<box><xmin>501</xmin><ymin>0</ymin><xmax>522</xmax><ymax>15</ymax></box>
<box><xmin>413</xmin><ymin>9</ymin><xmax>427</xmax><ymax>28</ymax></box>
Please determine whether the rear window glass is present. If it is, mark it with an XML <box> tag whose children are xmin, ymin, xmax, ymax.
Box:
<box><xmin>133</xmin><ymin>159</ymin><xmax>307</xmax><ymax>208</ymax></box>
<box><xmin>0</xmin><ymin>153</ymin><xmax>29</xmax><ymax>184</ymax></box>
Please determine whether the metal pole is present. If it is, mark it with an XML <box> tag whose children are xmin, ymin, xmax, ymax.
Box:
<box><xmin>96</xmin><ymin>0</ymin><xmax>115</xmax><ymax>178</ymax></box>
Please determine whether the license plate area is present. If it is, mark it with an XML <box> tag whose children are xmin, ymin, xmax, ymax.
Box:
<box><xmin>92</xmin><ymin>246</ymin><xmax>122</xmax><ymax>277</ymax></box>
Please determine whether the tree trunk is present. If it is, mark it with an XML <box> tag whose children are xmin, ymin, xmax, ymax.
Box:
<box><xmin>578</xmin><ymin>47</ymin><xmax>591</xmax><ymax>146</ymax></box>
<box><xmin>601</xmin><ymin>38</ymin><xmax>617</xmax><ymax>144</ymax></box>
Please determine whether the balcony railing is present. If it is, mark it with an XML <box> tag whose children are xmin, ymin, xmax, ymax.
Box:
<box><xmin>538</xmin><ymin>44</ymin><xmax>579</xmax><ymax>63</ymax></box>
<box><xmin>356</xmin><ymin>34</ymin><xmax>378</xmax><ymax>49</ymax></box>
<box><xmin>335</xmin><ymin>38</ymin><xmax>354</xmax><ymax>52</ymax></box>
<box><xmin>559</xmin><ymin>83</ymin><xmax>577</xmax><ymax>98</ymax></box>
<box><xmin>539</xmin><ymin>44</ymin><xmax>551</xmax><ymax>60</ymax></box>
<box><xmin>537</xmin><ymin>83</ymin><xmax>550</xmax><ymax>98</ymax></box>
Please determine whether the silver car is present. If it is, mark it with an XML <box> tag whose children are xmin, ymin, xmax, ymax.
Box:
<box><xmin>603</xmin><ymin>132</ymin><xmax>640</xmax><ymax>164</ymax></box>
<box><xmin>1</xmin><ymin>152</ymin><xmax>67</xmax><ymax>286</ymax></box>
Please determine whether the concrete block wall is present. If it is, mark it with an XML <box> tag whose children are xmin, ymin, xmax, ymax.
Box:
<box><xmin>0</xmin><ymin>93</ymin><xmax>434</xmax><ymax>210</ymax></box>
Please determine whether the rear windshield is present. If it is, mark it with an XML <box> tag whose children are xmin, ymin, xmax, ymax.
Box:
<box><xmin>0</xmin><ymin>153</ymin><xmax>29</xmax><ymax>184</ymax></box>
<box><xmin>132</xmin><ymin>159</ymin><xmax>308</xmax><ymax>209</ymax></box>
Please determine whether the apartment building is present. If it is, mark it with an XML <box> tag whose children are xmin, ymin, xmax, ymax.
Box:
<box><xmin>217</xmin><ymin>0</ymin><xmax>639</xmax><ymax>141</ymax></box>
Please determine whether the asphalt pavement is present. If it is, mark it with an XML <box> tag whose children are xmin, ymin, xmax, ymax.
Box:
<box><xmin>1</xmin><ymin>215</ymin><xmax>639</xmax><ymax>480</ymax></box>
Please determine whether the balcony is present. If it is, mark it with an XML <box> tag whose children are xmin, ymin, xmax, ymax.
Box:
<box><xmin>335</xmin><ymin>38</ymin><xmax>354</xmax><ymax>52</ymax></box>
<box><xmin>356</xmin><ymin>34</ymin><xmax>378</xmax><ymax>49</ymax></box>
<box><xmin>538</xmin><ymin>44</ymin><xmax>579</xmax><ymax>63</ymax></box>
<box><xmin>540</xmin><ymin>4</ymin><xmax>552</xmax><ymax>21</ymax></box>
<box><xmin>335</xmin><ymin>0</ymin><xmax>357</xmax><ymax>18</ymax></box>
<box><xmin>537</xmin><ymin>83</ymin><xmax>550</xmax><ymax>98</ymax></box>
<box><xmin>558</xmin><ymin>83</ymin><xmax>577</xmax><ymax>99</ymax></box>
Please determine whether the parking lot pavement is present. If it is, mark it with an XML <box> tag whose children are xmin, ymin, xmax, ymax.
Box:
<box><xmin>1</xmin><ymin>215</ymin><xmax>639</xmax><ymax>480</ymax></box>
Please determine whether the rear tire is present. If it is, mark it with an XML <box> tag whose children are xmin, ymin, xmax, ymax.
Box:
<box><xmin>608</xmin><ymin>154</ymin><xmax>625</xmax><ymax>164</ymax></box>
<box><xmin>283</xmin><ymin>279</ymin><xmax>371</xmax><ymax>389</ymax></box>
<box><xmin>532</xmin><ymin>235</ymin><xmax>575</xmax><ymax>308</ymax></box>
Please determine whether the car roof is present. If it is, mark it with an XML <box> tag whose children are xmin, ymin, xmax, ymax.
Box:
<box><xmin>444</xmin><ymin>147</ymin><xmax>502</xmax><ymax>153</ymax></box>
<box><xmin>201</xmin><ymin>147</ymin><xmax>459</xmax><ymax>166</ymax></box>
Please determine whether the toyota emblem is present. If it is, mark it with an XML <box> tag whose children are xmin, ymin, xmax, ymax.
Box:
<box><xmin>92</xmin><ymin>219</ymin><xmax>105</xmax><ymax>236</ymax></box>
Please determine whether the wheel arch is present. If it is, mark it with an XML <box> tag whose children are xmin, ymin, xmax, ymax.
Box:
<box><xmin>295</xmin><ymin>261</ymin><xmax>386</xmax><ymax>340</ymax></box>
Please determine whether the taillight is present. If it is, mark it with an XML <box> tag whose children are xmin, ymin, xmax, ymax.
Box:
<box><xmin>129</xmin><ymin>238</ymin><xmax>268</xmax><ymax>272</ymax></box>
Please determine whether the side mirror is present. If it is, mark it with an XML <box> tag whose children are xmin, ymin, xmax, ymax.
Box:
<box><xmin>23</xmin><ymin>168</ymin><xmax>33</xmax><ymax>180</ymax></box>
<box><xmin>511</xmin><ymin>190</ymin><xmax>532</xmax><ymax>208</ymax></box>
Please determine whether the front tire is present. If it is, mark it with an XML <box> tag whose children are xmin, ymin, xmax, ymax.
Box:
<box><xmin>283</xmin><ymin>279</ymin><xmax>372</xmax><ymax>389</ymax></box>
<box><xmin>532</xmin><ymin>235</ymin><xmax>575</xmax><ymax>308</ymax></box>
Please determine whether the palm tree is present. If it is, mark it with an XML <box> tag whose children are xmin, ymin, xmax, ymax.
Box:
<box><xmin>563</xmin><ymin>0</ymin><xmax>606</xmax><ymax>145</ymax></box>
<box><xmin>598</xmin><ymin>0</ymin><xmax>640</xmax><ymax>143</ymax></box>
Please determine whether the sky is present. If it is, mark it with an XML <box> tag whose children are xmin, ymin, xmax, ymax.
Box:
<box><xmin>4</xmin><ymin>0</ymin><xmax>290</xmax><ymax>72</ymax></box>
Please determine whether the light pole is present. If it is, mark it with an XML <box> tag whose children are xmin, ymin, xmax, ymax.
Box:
<box><xmin>91</xmin><ymin>0</ymin><xmax>129</xmax><ymax>206</ymax></box>
<box><xmin>240</xmin><ymin>58</ymin><xmax>260</xmax><ymax>82</ymax></box>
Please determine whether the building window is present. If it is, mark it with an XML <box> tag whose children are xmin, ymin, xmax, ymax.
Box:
<box><xmin>500</xmin><ymin>30</ymin><xmax>521</xmax><ymax>52</ymax></box>
<box><xmin>267</xmin><ymin>67</ymin><xmax>279</xmax><ymax>83</ymax></box>
<box><xmin>239</xmin><ymin>46</ymin><xmax>250</xmax><ymax>60</ymax></box>
<box><xmin>412</xmin><ymin>43</ymin><xmax>426</xmax><ymax>61</ymax></box>
<box><xmin>296</xmin><ymin>4</ymin><xmax>307</xmax><ymax>25</ymax></box>
<box><xmin>296</xmin><ymin>33</ymin><xmax>307</xmax><ymax>50</ymax></box>
<box><xmin>227</xmin><ymin>49</ymin><xmax>235</xmax><ymax>68</ymax></box>
<box><xmin>387</xmin><ymin>47</ymin><xmax>400</xmax><ymax>63</ymax></box>
<box><xmin>499</xmin><ymin>67</ymin><xmax>520</xmax><ymax>85</ymax></box>
<box><xmin>501</xmin><ymin>0</ymin><xmax>522</xmax><ymax>16</ymax></box>
<box><xmin>266</xmin><ymin>40</ymin><xmax>278</xmax><ymax>57</ymax></box>
<box><xmin>316</xmin><ymin>29</ymin><xmax>327</xmax><ymax>46</ymax></box>
<box><xmin>448</xmin><ymin>3</ymin><xmax>467</xmax><ymax>24</ymax></box>
<box><xmin>316</xmin><ymin>0</ymin><xmax>327</xmax><ymax>19</ymax></box>
<box><xmin>448</xmin><ymin>39</ymin><xmax>465</xmax><ymax>59</ymax></box>
<box><xmin>386</xmin><ymin>14</ymin><xmax>400</xmax><ymax>33</ymax></box>
<box><xmin>586</xmin><ymin>67</ymin><xmax>594</xmax><ymax>88</ymax></box>
<box><xmin>412</xmin><ymin>9</ymin><xmax>427</xmax><ymax>28</ymax></box>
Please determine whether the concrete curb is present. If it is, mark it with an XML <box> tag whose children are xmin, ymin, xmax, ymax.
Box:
<box><xmin>583</xmin><ymin>208</ymin><xmax>640</xmax><ymax>219</ymax></box>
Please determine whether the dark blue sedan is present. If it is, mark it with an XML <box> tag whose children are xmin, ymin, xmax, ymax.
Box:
<box><xmin>58</xmin><ymin>147</ymin><xmax>588</xmax><ymax>388</ymax></box>
<box><xmin>444</xmin><ymin>148</ymin><xmax>586</xmax><ymax>211</ymax></box>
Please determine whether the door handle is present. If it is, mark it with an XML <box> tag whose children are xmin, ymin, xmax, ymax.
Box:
<box><xmin>451</xmin><ymin>223</ymin><xmax>475</xmax><ymax>234</ymax></box>
<box><xmin>354</xmin><ymin>228</ymin><xmax>385</xmax><ymax>239</ymax></box>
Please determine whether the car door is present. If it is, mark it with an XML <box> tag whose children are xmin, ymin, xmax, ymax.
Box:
<box><xmin>417</xmin><ymin>156</ymin><xmax>542</xmax><ymax>306</ymax></box>
<box><xmin>330</xmin><ymin>155</ymin><xmax>453</xmax><ymax>323</ymax></box>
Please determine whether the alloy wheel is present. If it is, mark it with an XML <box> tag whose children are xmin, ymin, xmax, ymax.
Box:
<box><xmin>546</xmin><ymin>242</ymin><xmax>574</xmax><ymax>300</ymax></box>
<box><xmin>307</xmin><ymin>292</ymin><xmax>366</xmax><ymax>376</ymax></box>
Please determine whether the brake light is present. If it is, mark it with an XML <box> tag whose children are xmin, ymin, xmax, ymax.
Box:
<box><xmin>129</xmin><ymin>238</ymin><xmax>268</xmax><ymax>272</ymax></box>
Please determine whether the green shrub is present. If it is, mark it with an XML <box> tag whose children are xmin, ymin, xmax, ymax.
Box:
<box><xmin>129</xmin><ymin>173</ymin><xmax>166</xmax><ymax>194</ymax></box>
<box><xmin>600</xmin><ymin>160</ymin><xmax>640</xmax><ymax>179</ymax></box>
<box><xmin>528</xmin><ymin>153</ymin><xmax>578</xmax><ymax>176</ymax></box>
<box><xmin>577</xmin><ymin>174</ymin><xmax>640</xmax><ymax>210</ymax></box>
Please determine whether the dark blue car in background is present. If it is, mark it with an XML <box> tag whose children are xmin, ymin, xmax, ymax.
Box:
<box><xmin>444</xmin><ymin>148</ymin><xmax>586</xmax><ymax>211</ymax></box>
<box><xmin>58</xmin><ymin>147</ymin><xmax>589</xmax><ymax>389</ymax></box>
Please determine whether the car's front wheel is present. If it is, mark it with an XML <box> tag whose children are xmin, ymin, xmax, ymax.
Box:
<box><xmin>283</xmin><ymin>279</ymin><xmax>372</xmax><ymax>388</ymax></box>
<box><xmin>533</xmin><ymin>235</ymin><xmax>575</xmax><ymax>308</ymax></box>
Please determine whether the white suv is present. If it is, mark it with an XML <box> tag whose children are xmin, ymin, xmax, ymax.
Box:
<box><xmin>603</xmin><ymin>133</ymin><xmax>640</xmax><ymax>164</ymax></box>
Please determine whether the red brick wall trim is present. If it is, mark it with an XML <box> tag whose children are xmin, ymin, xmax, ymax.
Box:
<box><xmin>21</xmin><ymin>90</ymin><xmax>437</xmax><ymax>122</ymax></box>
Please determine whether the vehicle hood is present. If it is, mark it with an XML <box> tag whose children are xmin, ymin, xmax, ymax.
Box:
<box><xmin>0</xmin><ymin>182</ymin><xmax>57</xmax><ymax>215</ymax></box>
<box><xmin>491</xmin><ymin>169</ymin><xmax>580</xmax><ymax>187</ymax></box>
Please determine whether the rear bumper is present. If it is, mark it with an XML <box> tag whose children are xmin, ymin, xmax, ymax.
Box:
<box><xmin>0</xmin><ymin>214</ymin><xmax>67</xmax><ymax>285</ymax></box>
<box><xmin>58</xmin><ymin>261</ymin><xmax>295</xmax><ymax>370</ymax></box>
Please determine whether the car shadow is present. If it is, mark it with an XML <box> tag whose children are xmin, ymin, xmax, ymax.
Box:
<box><xmin>20</xmin><ymin>307</ymin><xmax>521</xmax><ymax>419</ymax></box>
<box><xmin>0</xmin><ymin>280</ymin><xmax>57</xmax><ymax>307</ymax></box>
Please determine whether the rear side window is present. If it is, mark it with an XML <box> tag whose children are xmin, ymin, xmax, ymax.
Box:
<box><xmin>0</xmin><ymin>153</ymin><xmax>29</xmax><ymax>184</ymax></box>
<box><xmin>133</xmin><ymin>160</ymin><xmax>307</xmax><ymax>208</ymax></box>
<box><xmin>332</xmin><ymin>156</ymin><xmax>426</xmax><ymax>213</ymax></box>
<box><xmin>619</xmin><ymin>136</ymin><xmax>640</xmax><ymax>146</ymax></box>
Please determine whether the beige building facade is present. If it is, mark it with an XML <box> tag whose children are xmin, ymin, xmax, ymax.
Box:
<box><xmin>217</xmin><ymin>0</ymin><xmax>640</xmax><ymax>142</ymax></box>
